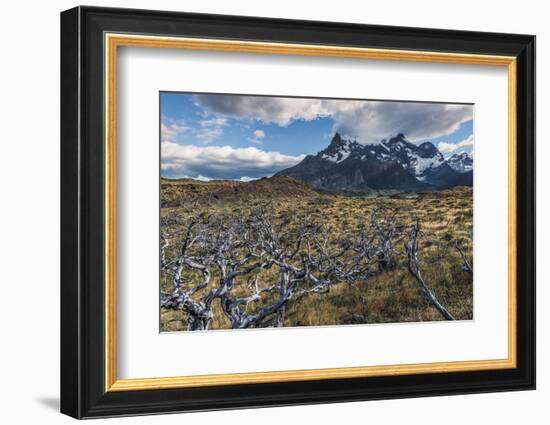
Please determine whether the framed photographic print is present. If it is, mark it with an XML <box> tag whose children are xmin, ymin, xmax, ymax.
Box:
<box><xmin>60</xmin><ymin>6</ymin><xmax>535</xmax><ymax>419</ymax></box>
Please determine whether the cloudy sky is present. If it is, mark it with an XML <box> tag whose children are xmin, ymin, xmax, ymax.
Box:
<box><xmin>161</xmin><ymin>92</ymin><xmax>474</xmax><ymax>181</ymax></box>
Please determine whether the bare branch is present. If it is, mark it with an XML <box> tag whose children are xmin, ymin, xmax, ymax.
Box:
<box><xmin>405</xmin><ymin>223</ymin><xmax>456</xmax><ymax>321</ymax></box>
<box><xmin>455</xmin><ymin>242</ymin><xmax>473</xmax><ymax>276</ymax></box>
<box><xmin>162</xmin><ymin>203</ymin><xmax>451</xmax><ymax>330</ymax></box>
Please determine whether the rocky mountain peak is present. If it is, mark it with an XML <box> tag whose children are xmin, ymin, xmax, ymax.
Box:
<box><xmin>417</xmin><ymin>142</ymin><xmax>442</xmax><ymax>159</ymax></box>
<box><xmin>450</xmin><ymin>152</ymin><xmax>473</xmax><ymax>161</ymax></box>
<box><xmin>319</xmin><ymin>132</ymin><xmax>355</xmax><ymax>163</ymax></box>
<box><xmin>384</xmin><ymin>133</ymin><xmax>414</xmax><ymax>148</ymax></box>
<box><xmin>276</xmin><ymin>133</ymin><xmax>473</xmax><ymax>192</ymax></box>
<box><xmin>446</xmin><ymin>152</ymin><xmax>473</xmax><ymax>173</ymax></box>
<box><xmin>330</xmin><ymin>132</ymin><xmax>343</xmax><ymax>146</ymax></box>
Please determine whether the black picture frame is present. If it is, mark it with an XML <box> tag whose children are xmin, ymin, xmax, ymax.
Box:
<box><xmin>61</xmin><ymin>5</ymin><xmax>535</xmax><ymax>419</ymax></box>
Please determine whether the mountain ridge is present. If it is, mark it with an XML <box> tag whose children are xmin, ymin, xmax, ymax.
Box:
<box><xmin>276</xmin><ymin>133</ymin><xmax>473</xmax><ymax>193</ymax></box>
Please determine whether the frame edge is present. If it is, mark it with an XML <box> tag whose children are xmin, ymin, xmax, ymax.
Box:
<box><xmin>60</xmin><ymin>6</ymin><xmax>83</xmax><ymax>420</ymax></box>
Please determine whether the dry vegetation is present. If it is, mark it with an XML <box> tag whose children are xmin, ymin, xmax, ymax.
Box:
<box><xmin>160</xmin><ymin>177</ymin><xmax>473</xmax><ymax>332</ymax></box>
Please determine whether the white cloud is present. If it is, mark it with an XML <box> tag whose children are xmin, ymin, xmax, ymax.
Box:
<box><xmin>238</xmin><ymin>176</ymin><xmax>259</xmax><ymax>182</ymax></box>
<box><xmin>327</xmin><ymin>101</ymin><xmax>473</xmax><ymax>144</ymax></box>
<box><xmin>195</xmin><ymin>94</ymin><xmax>325</xmax><ymax>127</ymax></box>
<box><xmin>194</xmin><ymin>94</ymin><xmax>473</xmax><ymax>144</ymax></box>
<box><xmin>194</xmin><ymin>175</ymin><xmax>213</xmax><ymax>181</ymax></box>
<box><xmin>248</xmin><ymin>129</ymin><xmax>266</xmax><ymax>145</ymax></box>
<box><xmin>199</xmin><ymin>117</ymin><xmax>228</xmax><ymax>127</ymax></box>
<box><xmin>195</xmin><ymin>127</ymin><xmax>224</xmax><ymax>143</ymax></box>
<box><xmin>194</xmin><ymin>117</ymin><xmax>227</xmax><ymax>143</ymax></box>
<box><xmin>161</xmin><ymin>142</ymin><xmax>305</xmax><ymax>180</ymax></box>
<box><xmin>162</xmin><ymin>115</ymin><xmax>226</xmax><ymax>144</ymax></box>
<box><xmin>161</xmin><ymin>121</ymin><xmax>188</xmax><ymax>143</ymax></box>
<box><xmin>438</xmin><ymin>135</ymin><xmax>475</xmax><ymax>154</ymax></box>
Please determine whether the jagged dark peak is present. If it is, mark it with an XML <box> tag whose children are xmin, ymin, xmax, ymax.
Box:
<box><xmin>385</xmin><ymin>133</ymin><xmax>404</xmax><ymax>144</ymax></box>
<box><xmin>417</xmin><ymin>141</ymin><xmax>442</xmax><ymax>159</ymax></box>
<box><xmin>275</xmin><ymin>130</ymin><xmax>471</xmax><ymax>191</ymax></box>
<box><xmin>328</xmin><ymin>132</ymin><xmax>361</xmax><ymax>148</ymax></box>
<box><xmin>328</xmin><ymin>132</ymin><xmax>349</xmax><ymax>148</ymax></box>
<box><xmin>331</xmin><ymin>132</ymin><xmax>342</xmax><ymax>144</ymax></box>
<box><xmin>446</xmin><ymin>151</ymin><xmax>473</xmax><ymax>173</ymax></box>
<box><xmin>319</xmin><ymin>132</ymin><xmax>357</xmax><ymax>163</ymax></box>
<box><xmin>384</xmin><ymin>133</ymin><xmax>416</xmax><ymax>149</ymax></box>
<box><xmin>449</xmin><ymin>151</ymin><xmax>473</xmax><ymax>160</ymax></box>
<box><xmin>418</xmin><ymin>141</ymin><xmax>436</xmax><ymax>150</ymax></box>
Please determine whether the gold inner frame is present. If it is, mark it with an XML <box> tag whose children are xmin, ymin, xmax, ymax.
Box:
<box><xmin>104</xmin><ymin>33</ymin><xmax>517</xmax><ymax>392</ymax></box>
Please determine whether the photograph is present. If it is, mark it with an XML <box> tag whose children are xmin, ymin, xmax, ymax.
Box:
<box><xmin>159</xmin><ymin>93</ymin><xmax>475</xmax><ymax>331</ymax></box>
<box><xmin>56</xmin><ymin>4</ymin><xmax>536</xmax><ymax>419</ymax></box>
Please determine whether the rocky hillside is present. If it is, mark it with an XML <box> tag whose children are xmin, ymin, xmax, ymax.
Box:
<box><xmin>161</xmin><ymin>175</ymin><xmax>323</xmax><ymax>207</ymax></box>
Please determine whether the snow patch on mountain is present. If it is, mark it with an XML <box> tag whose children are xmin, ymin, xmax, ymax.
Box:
<box><xmin>311</xmin><ymin>132</ymin><xmax>473</xmax><ymax>188</ymax></box>
<box><xmin>322</xmin><ymin>147</ymin><xmax>351</xmax><ymax>163</ymax></box>
<box><xmin>411</xmin><ymin>155</ymin><xmax>445</xmax><ymax>175</ymax></box>
<box><xmin>276</xmin><ymin>132</ymin><xmax>474</xmax><ymax>191</ymax></box>
<box><xmin>446</xmin><ymin>152</ymin><xmax>473</xmax><ymax>173</ymax></box>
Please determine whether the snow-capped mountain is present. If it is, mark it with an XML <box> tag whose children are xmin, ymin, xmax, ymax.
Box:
<box><xmin>276</xmin><ymin>133</ymin><xmax>473</xmax><ymax>192</ymax></box>
<box><xmin>446</xmin><ymin>152</ymin><xmax>473</xmax><ymax>173</ymax></box>
<box><xmin>380</xmin><ymin>134</ymin><xmax>446</xmax><ymax>180</ymax></box>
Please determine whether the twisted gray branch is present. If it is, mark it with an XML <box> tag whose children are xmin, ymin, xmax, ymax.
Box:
<box><xmin>405</xmin><ymin>223</ymin><xmax>456</xmax><ymax>321</ymax></box>
<box><xmin>161</xmin><ymin>207</ymin><xmax>397</xmax><ymax>330</ymax></box>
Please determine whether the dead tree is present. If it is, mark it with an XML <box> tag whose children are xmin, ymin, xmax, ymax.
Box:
<box><xmin>208</xmin><ymin>213</ymin><xmax>329</xmax><ymax>329</ymax></box>
<box><xmin>405</xmin><ymin>223</ymin><xmax>456</xmax><ymax>321</ymax></box>
<box><xmin>161</xmin><ymin>206</ymin><xmax>402</xmax><ymax>330</ymax></box>
<box><xmin>366</xmin><ymin>208</ymin><xmax>400</xmax><ymax>271</ymax></box>
<box><xmin>200</xmin><ymin>212</ymin><xmax>278</xmax><ymax>329</ymax></box>
<box><xmin>233</xmin><ymin>211</ymin><xmax>394</xmax><ymax>328</ymax></box>
<box><xmin>160</xmin><ymin>215</ymin><xmax>218</xmax><ymax>330</ymax></box>
<box><xmin>455</xmin><ymin>242</ymin><xmax>473</xmax><ymax>276</ymax></box>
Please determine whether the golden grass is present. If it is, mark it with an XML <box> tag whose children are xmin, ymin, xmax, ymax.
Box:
<box><xmin>160</xmin><ymin>184</ymin><xmax>473</xmax><ymax>332</ymax></box>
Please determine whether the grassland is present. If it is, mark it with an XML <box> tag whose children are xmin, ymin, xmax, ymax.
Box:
<box><xmin>160</xmin><ymin>176</ymin><xmax>473</xmax><ymax>331</ymax></box>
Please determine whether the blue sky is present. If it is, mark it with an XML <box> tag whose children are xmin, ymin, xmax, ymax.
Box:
<box><xmin>161</xmin><ymin>92</ymin><xmax>474</xmax><ymax>180</ymax></box>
